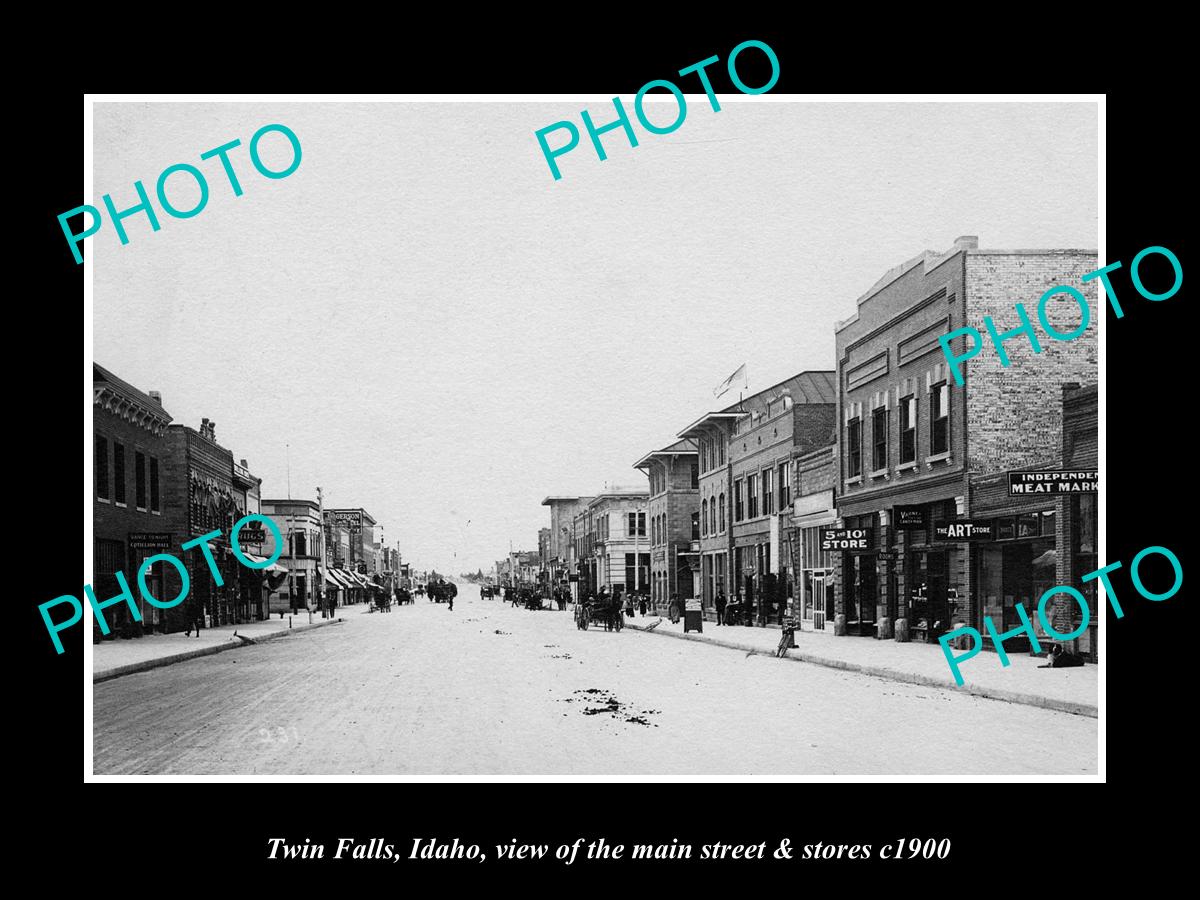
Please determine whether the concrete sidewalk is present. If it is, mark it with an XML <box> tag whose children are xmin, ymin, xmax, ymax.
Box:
<box><xmin>93</xmin><ymin>614</ymin><xmax>346</xmax><ymax>683</ymax></box>
<box><xmin>623</xmin><ymin>616</ymin><xmax>1098</xmax><ymax>718</ymax></box>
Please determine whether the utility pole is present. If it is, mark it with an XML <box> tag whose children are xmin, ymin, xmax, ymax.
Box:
<box><xmin>317</xmin><ymin>486</ymin><xmax>328</xmax><ymax>618</ymax></box>
<box><xmin>287</xmin><ymin>515</ymin><xmax>298</xmax><ymax>613</ymax></box>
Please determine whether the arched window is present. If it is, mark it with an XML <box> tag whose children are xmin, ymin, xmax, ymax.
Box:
<box><xmin>701</xmin><ymin>500</ymin><xmax>709</xmax><ymax>536</ymax></box>
<box><xmin>710</xmin><ymin>500</ymin><xmax>717</xmax><ymax>535</ymax></box>
<box><xmin>719</xmin><ymin>493</ymin><xmax>726</xmax><ymax>532</ymax></box>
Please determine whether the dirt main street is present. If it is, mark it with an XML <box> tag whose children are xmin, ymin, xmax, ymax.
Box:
<box><xmin>93</xmin><ymin>585</ymin><xmax>1097</xmax><ymax>775</ymax></box>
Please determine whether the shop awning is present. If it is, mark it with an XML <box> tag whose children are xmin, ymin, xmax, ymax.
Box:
<box><xmin>321</xmin><ymin>568</ymin><xmax>341</xmax><ymax>587</ymax></box>
<box><xmin>335</xmin><ymin>569</ymin><xmax>361</xmax><ymax>589</ymax></box>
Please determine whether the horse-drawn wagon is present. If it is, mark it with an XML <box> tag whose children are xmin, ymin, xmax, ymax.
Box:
<box><xmin>574</xmin><ymin>595</ymin><xmax>624</xmax><ymax>631</ymax></box>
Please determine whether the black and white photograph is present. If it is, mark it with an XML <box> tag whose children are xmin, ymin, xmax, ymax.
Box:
<box><xmin>81</xmin><ymin>94</ymin><xmax>1105</xmax><ymax>778</ymax></box>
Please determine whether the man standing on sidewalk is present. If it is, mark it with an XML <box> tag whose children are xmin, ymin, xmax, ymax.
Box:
<box><xmin>715</xmin><ymin>590</ymin><xmax>727</xmax><ymax>626</ymax></box>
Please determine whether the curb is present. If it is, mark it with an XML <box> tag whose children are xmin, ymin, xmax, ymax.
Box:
<box><xmin>623</xmin><ymin>620</ymin><xmax>1097</xmax><ymax>719</ymax></box>
<box><xmin>93</xmin><ymin>618</ymin><xmax>346</xmax><ymax>684</ymax></box>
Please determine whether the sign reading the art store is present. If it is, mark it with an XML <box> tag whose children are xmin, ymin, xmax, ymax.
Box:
<box><xmin>1008</xmin><ymin>470</ymin><xmax>1097</xmax><ymax>495</ymax></box>
<box><xmin>933</xmin><ymin>520</ymin><xmax>995</xmax><ymax>542</ymax></box>
<box><xmin>820</xmin><ymin>528</ymin><xmax>873</xmax><ymax>551</ymax></box>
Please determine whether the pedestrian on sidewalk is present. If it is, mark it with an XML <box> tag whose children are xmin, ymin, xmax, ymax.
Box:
<box><xmin>638</xmin><ymin>593</ymin><xmax>647</xmax><ymax>616</ymax></box>
<box><xmin>448</xmin><ymin>594</ymin><xmax>454</xmax><ymax>612</ymax></box>
<box><xmin>715</xmin><ymin>590</ymin><xmax>727</xmax><ymax>626</ymax></box>
<box><xmin>668</xmin><ymin>593</ymin><xmax>680</xmax><ymax>624</ymax></box>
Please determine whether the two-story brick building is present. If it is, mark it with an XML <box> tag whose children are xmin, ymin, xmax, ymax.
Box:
<box><xmin>93</xmin><ymin>364</ymin><xmax>174</xmax><ymax>639</ymax></box>
<box><xmin>634</xmin><ymin>439</ymin><xmax>699</xmax><ymax>614</ymax></box>
<box><xmin>161</xmin><ymin>417</ymin><xmax>244</xmax><ymax>631</ymax></box>
<box><xmin>833</xmin><ymin>236</ymin><xmax>1097</xmax><ymax>647</ymax></box>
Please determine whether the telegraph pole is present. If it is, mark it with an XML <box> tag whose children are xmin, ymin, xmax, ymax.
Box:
<box><xmin>317</xmin><ymin>486</ymin><xmax>328</xmax><ymax>617</ymax></box>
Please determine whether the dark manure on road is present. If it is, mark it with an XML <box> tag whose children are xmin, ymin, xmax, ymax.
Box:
<box><xmin>562</xmin><ymin>689</ymin><xmax>659</xmax><ymax>726</ymax></box>
<box><xmin>493</xmin><ymin>630</ymin><xmax>510</xmax><ymax>635</ymax></box>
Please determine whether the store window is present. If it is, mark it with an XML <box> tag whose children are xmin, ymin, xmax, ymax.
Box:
<box><xmin>1072</xmin><ymin>496</ymin><xmax>1097</xmax><ymax>658</ymax></box>
<box><xmin>873</xmin><ymin>407</ymin><xmax>888</xmax><ymax>471</ymax></box>
<box><xmin>847</xmin><ymin>417</ymin><xmax>862</xmax><ymax>477</ymax></box>
<box><xmin>900</xmin><ymin>397</ymin><xmax>917</xmax><ymax>463</ymax></box>
<box><xmin>931</xmin><ymin>383</ymin><xmax>949</xmax><ymax>455</ymax></box>
<box><xmin>976</xmin><ymin>512</ymin><xmax>1057</xmax><ymax>647</ymax></box>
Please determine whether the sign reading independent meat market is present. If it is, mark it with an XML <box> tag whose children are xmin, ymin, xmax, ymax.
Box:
<box><xmin>1009</xmin><ymin>470</ymin><xmax>1098</xmax><ymax>495</ymax></box>
<box><xmin>933</xmin><ymin>520</ymin><xmax>995</xmax><ymax>541</ymax></box>
<box><xmin>820</xmin><ymin>528</ymin><xmax>873</xmax><ymax>551</ymax></box>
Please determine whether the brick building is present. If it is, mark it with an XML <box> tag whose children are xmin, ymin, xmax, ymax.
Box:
<box><xmin>679</xmin><ymin>371</ymin><xmax>835</xmax><ymax>623</ymax></box>
<box><xmin>161</xmin><ymin>417</ymin><xmax>244</xmax><ymax>631</ymax></box>
<box><xmin>231</xmin><ymin>458</ymin><xmax>267</xmax><ymax>621</ymax></box>
<box><xmin>92</xmin><ymin>364</ymin><xmax>174</xmax><ymax>639</ymax></box>
<box><xmin>833</xmin><ymin>236</ymin><xmax>1098</xmax><ymax>646</ymax></box>
<box><xmin>1057</xmin><ymin>384</ymin><xmax>1098</xmax><ymax>660</ymax></box>
<box><xmin>634</xmin><ymin>439</ymin><xmax>699</xmax><ymax>614</ymax></box>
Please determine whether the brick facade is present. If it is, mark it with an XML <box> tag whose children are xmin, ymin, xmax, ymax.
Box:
<box><xmin>964</xmin><ymin>251</ymin><xmax>1099</xmax><ymax>475</ymax></box>
<box><xmin>92</xmin><ymin>365</ymin><xmax>174</xmax><ymax>639</ymax></box>
<box><xmin>833</xmin><ymin>237</ymin><xmax>1098</xmax><ymax>651</ymax></box>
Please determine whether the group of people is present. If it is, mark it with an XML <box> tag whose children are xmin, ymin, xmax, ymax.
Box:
<box><xmin>709</xmin><ymin>589</ymin><xmax>776</xmax><ymax>627</ymax></box>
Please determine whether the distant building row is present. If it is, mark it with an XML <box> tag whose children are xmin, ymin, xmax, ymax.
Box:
<box><xmin>93</xmin><ymin>363</ymin><xmax>401</xmax><ymax>638</ymax></box>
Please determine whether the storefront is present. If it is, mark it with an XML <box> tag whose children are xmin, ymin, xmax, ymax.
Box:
<box><xmin>895</xmin><ymin>499</ymin><xmax>961</xmax><ymax>644</ymax></box>
<box><xmin>973</xmin><ymin>510</ymin><xmax>1057</xmax><ymax>650</ymax></box>
<box><xmin>791</xmin><ymin>486</ymin><xmax>838</xmax><ymax>633</ymax></box>
<box><xmin>970</xmin><ymin>470</ymin><xmax>1061</xmax><ymax>653</ymax></box>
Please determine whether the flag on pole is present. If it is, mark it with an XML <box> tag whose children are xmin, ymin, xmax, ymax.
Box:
<box><xmin>713</xmin><ymin>363</ymin><xmax>748</xmax><ymax>398</ymax></box>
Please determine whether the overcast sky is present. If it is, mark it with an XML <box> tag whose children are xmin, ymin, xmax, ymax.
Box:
<box><xmin>92</xmin><ymin>100</ymin><xmax>1097</xmax><ymax>574</ymax></box>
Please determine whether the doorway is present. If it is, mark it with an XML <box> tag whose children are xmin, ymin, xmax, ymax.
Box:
<box><xmin>906</xmin><ymin>550</ymin><xmax>949</xmax><ymax>643</ymax></box>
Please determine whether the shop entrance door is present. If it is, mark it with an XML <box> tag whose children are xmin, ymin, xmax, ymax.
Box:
<box><xmin>908</xmin><ymin>550</ymin><xmax>949</xmax><ymax>643</ymax></box>
<box><xmin>845</xmin><ymin>553</ymin><xmax>877</xmax><ymax>636</ymax></box>
<box><xmin>812</xmin><ymin>569</ymin><xmax>831</xmax><ymax>630</ymax></box>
